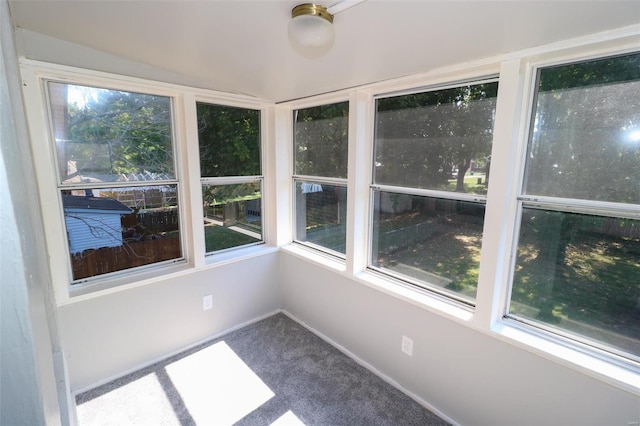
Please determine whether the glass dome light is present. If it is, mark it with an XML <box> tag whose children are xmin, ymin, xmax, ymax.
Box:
<box><xmin>288</xmin><ymin>3</ymin><xmax>335</xmax><ymax>49</ymax></box>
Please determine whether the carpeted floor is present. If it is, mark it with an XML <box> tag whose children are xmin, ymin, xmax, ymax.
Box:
<box><xmin>75</xmin><ymin>313</ymin><xmax>449</xmax><ymax>425</ymax></box>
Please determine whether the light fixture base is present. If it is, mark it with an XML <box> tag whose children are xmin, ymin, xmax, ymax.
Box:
<box><xmin>288</xmin><ymin>3</ymin><xmax>335</xmax><ymax>51</ymax></box>
<box><xmin>291</xmin><ymin>3</ymin><xmax>334</xmax><ymax>23</ymax></box>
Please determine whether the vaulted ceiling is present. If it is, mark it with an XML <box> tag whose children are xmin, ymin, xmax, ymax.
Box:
<box><xmin>8</xmin><ymin>0</ymin><xmax>640</xmax><ymax>102</ymax></box>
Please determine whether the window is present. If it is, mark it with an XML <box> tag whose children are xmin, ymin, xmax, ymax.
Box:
<box><xmin>371</xmin><ymin>81</ymin><xmax>499</xmax><ymax>303</ymax></box>
<box><xmin>508</xmin><ymin>53</ymin><xmax>640</xmax><ymax>361</ymax></box>
<box><xmin>47</xmin><ymin>82</ymin><xmax>182</xmax><ymax>282</ymax></box>
<box><xmin>197</xmin><ymin>103</ymin><xmax>263</xmax><ymax>254</ymax></box>
<box><xmin>293</xmin><ymin>101</ymin><xmax>349</xmax><ymax>255</ymax></box>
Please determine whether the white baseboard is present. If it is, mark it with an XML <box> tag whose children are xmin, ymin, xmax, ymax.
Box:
<box><xmin>73</xmin><ymin>308</ymin><xmax>456</xmax><ymax>426</ymax></box>
<box><xmin>71</xmin><ymin>308</ymin><xmax>283</xmax><ymax>396</ymax></box>
<box><xmin>281</xmin><ymin>310</ymin><xmax>459</xmax><ymax>426</ymax></box>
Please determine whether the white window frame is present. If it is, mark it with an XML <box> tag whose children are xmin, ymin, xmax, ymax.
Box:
<box><xmin>279</xmin><ymin>33</ymin><xmax>640</xmax><ymax>392</ymax></box>
<box><xmin>21</xmin><ymin>60</ymin><xmax>276</xmax><ymax>304</ymax></box>
<box><xmin>46</xmin><ymin>80</ymin><xmax>185</xmax><ymax>284</ymax></box>
<box><xmin>291</xmin><ymin>96</ymin><xmax>350</xmax><ymax>260</ymax></box>
<box><xmin>368</xmin><ymin>77</ymin><xmax>500</xmax><ymax>307</ymax></box>
<box><xmin>502</xmin><ymin>50</ymin><xmax>640</xmax><ymax>366</ymax></box>
<box><xmin>22</xmin><ymin>64</ymin><xmax>192</xmax><ymax>302</ymax></box>
<box><xmin>193</xmin><ymin>100</ymin><xmax>266</xmax><ymax>258</ymax></box>
<box><xmin>487</xmin><ymin>46</ymin><xmax>640</xmax><ymax>392</ymax></box>
<box><xmin>20</xmin><ymin>29</ymin><xmax>639</xmax><ymax>392</ymax></box>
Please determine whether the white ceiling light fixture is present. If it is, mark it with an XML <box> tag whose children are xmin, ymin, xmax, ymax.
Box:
<box><xmin>288</xmin><ymin>0</ymin><xmax>366</xmax><ymax>55</ymax></box>
<box><xmin>289</xmin><ymin>4</ymin><xmax>334</xmax><ymax>48</ymax></box>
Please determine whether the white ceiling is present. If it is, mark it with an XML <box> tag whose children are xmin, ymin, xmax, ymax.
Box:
<box><xmin>8</xmin><ymin>0</ymin><xmax>640</xmax><ymax>102</ymax></box>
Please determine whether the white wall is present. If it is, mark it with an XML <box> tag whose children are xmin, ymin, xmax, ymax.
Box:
<box><xmin>60</xmin><ymin>253</ymin><xmax>281</xmax><ymax>391</ymax></box>
<box><xmin>280</xmin><ymin>252</ymin><xmax>639</xmax><ymax>426</ymax></box>
<box><xmin>0</xmin><ymin>0</ymin><xmax>66</xmax><ymax>423</ymax></box>
<box><xmin>9</xmin><ymin>10</ymin><xmax>639</xmax><ymax>424</ymax></box>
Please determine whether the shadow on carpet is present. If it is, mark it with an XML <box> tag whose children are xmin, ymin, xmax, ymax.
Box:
<box><xmin>76</xmin><ymin>313</ymin><xmax>450</xmax><ymax>425</ymax></box>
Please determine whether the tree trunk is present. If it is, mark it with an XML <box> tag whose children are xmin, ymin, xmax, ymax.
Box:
<box><xmin>456</xmin><ymin>159</ymin><xmax>470</xmax><ymax>192</ymax></box>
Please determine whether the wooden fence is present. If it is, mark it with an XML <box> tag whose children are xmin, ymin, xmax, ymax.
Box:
<box><xmin>71</xmin><ymin>236</ymin><xmax>181</xmax><ymax>280</ymax></box>
<box><xmin>591</xmin><ymin>217</ymin><xmax>640</xmax><ymax>239</ymax></box>
<box><xmin>121</xmin><ymin>208</ymin><xmax>180</xmax><ymax>233</ymax></box>
<box><xmin>137</xmin><ymin>208</ymin><xmax>180</xmax><ymax>233</ymax></box>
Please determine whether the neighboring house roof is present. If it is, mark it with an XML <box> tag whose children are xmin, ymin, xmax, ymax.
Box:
<box><xmin>62</xmin><ymin>195</ymin><xmax>132</xmax><ymax>214</ymax></box>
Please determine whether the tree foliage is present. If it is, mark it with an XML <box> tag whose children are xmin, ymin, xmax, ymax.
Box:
<box><xmin>513</xmin><ymin>53</ymin><xmax>640</xmax><ymax>347</ymax></box>
<box><xmin>197</xmin><ymin>103</ymin><xmax>262</xmax><ymax>206</ymax></box>
<box><xmin>54</xmin><ymin>83</ymin><xmax>174</xmax><ymax>182</ymax></box>
<box><xmin>197</xmin><ymin>103</ymin><xmax>261</xmax><ymax>178</ymax></box>
<box><xmin>374</xmin><ymin>82</ymin><xmax>498</xmax><ymax>192</ymax></box>
<box><xmin>525</xmin><ymin>52</ymin><xmax>640</xmax><ymax>204</ymax></box>
<box><xmin>294</xmin><ymin>101</ymin><xmax>349</xmax><ymax>178</ymax></box>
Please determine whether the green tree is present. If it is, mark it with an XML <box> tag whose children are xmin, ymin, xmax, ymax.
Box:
<box><xmin>375</xmin><ymin>82</ymin><xmax>497</xmax><ymax>192</ymax></box>
<box><xmin>197</xmin><ymin>103</ymin><xmax>260</xmax><ymax>178</ymax></box>
<box><xmin>294</xmin><ymin>101</ymin><xmax>349</xmax><ymax>178</ymax></box>
<box><xmin>515</xmin><ymin>52</ymin><xmax>640</xmax><ymax>332</ymax></box>
<box><xmin>525</xmin><ymin>53</ymin><xmax>640</xmax><ymax>204</ymax></box>
<box><xmin>60</xmin><ymin>85</ymin><xmax>174</xmax><ymax>182</ymax></box>
<box><xmin>196</xmin><ymin>103</ymin><xmax>261</xmax><ymax>207</ymax></box>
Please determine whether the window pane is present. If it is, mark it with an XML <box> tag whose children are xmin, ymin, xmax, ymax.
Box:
<box><xmin>294</xmin><ymin>102</ymin><xmax>348</xmax><ymax>178</ymax></box>
<box><xmin>294</xmin><ymin>181</ymin><xmax>347</xmax><ymax>255</ymax></box>
<box><xmin>523</xmin><ymin>53</ymin><xmax>640</xmax><ymax>204</ymax></box>
<box><xmin>202</xmin><ymin>182</ymin><xmax>262</xmax><ymax>253</ymax></box>
<box><xmin>371</xmin><ymin>191</ymin><xmax>485</xmax><ymax>302</ymax></box>
<box><xmin>48</xmin><ymin>82</ymin><xmax>174</xmax><ymax>184</ymax></box>
<box><xmin>374</xmin><ymin>82</ymin><xmax>498</xmax><ymax>193</ymax></box>
<box><xmin>63</xmin><ymin>185</ymin><xmax>181</xmax><ymax>281</ymax></box>
<box><xmin>511</xmin><ymin>208</ymin><xmax>640</xmax><ymax>357</ymax></box>
<box><xmin>197</xmin><ymin>103</ymin><xmax>261</xmax><ymax>177</ymax></box>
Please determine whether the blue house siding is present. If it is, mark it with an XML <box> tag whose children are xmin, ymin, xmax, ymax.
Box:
<box><xmin>62</xmin><ymin>196</ymin><xmax>132</xmax><ymax>254</ymax></box>
<box><xmin>65</xmin><ymin>211</ymin><xmax>125</xmax><ymax>254</ymax></box>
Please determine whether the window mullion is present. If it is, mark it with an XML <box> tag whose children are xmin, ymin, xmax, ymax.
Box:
<box><xmin>474</xmin><ymin>58</ymin><xmax>529</xmax><ymax>329</ymax></box>
<box><xmin>346</xmin><ymin>90</ymin><xmax>373</xmax><ymax>275</ymax></box>
<box><xmin>201</xmin><ymin>176</ymin><xmax>263</xmax><ymax>186</ymax></box>
<box><xmin>371</xmin><ymin>184</ymin><xmax>487</xmax><ymax>203</ymax></box>
<box><xmin>182</xmin><ymin>92</ymin><xmax>206</xmax><ymax>267</ymax></box>
<box><xmin>519</xmin><ymin>195</ymin><xmax>640</xmax><ymax>218</ymax></box>
<box><xmin>292</xmin><ymin>175</ymin><xmax>347</xmax><ymax>186</ymax></box>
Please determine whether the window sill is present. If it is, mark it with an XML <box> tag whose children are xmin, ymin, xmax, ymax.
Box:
<box><xmin>203</xmin><ymin>244</ymin><xmax>278</xmax><ymax>268</ymax></box>
<box><xmin>494</xmin><ymin>320</ymin><xmax>640</xmax><ymax>396</ymax></box>
<box><xmin>63</xmin><ymin>245</ymin><xmax>279</xmax><ymax>306</ymax></box>
<box><xmin>354</xmin><ymin>269</ymin><xmax>638</xmax><ymax>394</ymax></box>
<box><xmin>280</xmin><ymin>243</ymin><xmax>346</xmax><ymax>273</ymax></box>
<box><xmin>353</xmin><ymin>269</ymin><xmax>474</xmax><ymax>324</ymax></box>
<box><xmin>65</xmin><ymin>261</ymin><xmax>192</xmax><ymax>305</ymax></box>
<box><xmin>280</xmin><ymin>244</ymin><xmax>473</xmax><ymax>325</ymax></box>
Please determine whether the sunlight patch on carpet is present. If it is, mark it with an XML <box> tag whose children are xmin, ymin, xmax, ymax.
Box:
<box><xmin>165</xmin><ymin>340</ymin><xmax>274</xmax><ymax>424</ymax></box>
<box><xmin>271</xmin><ymin>410</ymin><xmax>306</xmax><ymax>425</ymax></box>
<box><xmin>76</xmin><ymin>373</ymin><xmax>178</xmax><ymax>425</ymax></box>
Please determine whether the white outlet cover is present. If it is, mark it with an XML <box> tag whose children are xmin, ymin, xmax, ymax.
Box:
<box><xmin>401</xmin><ymin>336</ymin><xmax>413</xmax><ymax>356</ymax></box>
<box><xmin>203</xmin><ymin>295</ymin><xmax>213</xmax><ymax>311</ymax></box>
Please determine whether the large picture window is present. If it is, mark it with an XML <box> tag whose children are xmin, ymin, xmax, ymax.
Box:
<box><xmin>509</xmin><ymin>53</ymin><xmax>640</xmax><ymax>360</ymax></box>
<box><xmin>371</xmin><ymin>81</ymin><xmax>498</xmax><ymax>303</ymax></box>
<box><xmin>197</xmin><ymin>103</ymin><xmax>263</xmax><ymax>254</ymax></box>
<box><xmin>48</xmin><ymin>82</ymin><xmax>182</xmax><ymax>282</ymax></box>
<box><xmin>293</xmin><ymin>101</ymin><xmax>349</xmax><ymax>255</ymax></box>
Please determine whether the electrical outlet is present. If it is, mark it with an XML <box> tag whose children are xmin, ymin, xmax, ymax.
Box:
<box><xmin>401</xmin><ymin>335</ymin><xmax>413</xmax><ymax>356</ymax></box>
<box><xmin>202</xmin><ymin>295</ymin><xmax>213</xmax><ymax>311</ymax></box>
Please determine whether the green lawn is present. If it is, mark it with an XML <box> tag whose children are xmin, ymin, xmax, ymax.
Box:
<box><xmin>373</xmin><ymin>210</ymin><xmax>482</xmax><ymax>300</ymax></box>
<box><xmin>374</xmin><ymin>205</ymin><xmax>640</xmax><ymax>354</ymax></box>
<box><xmin>511</xmin><ymin>232</ymin><xmax>640</xmax><ymax>341</ymax></box>
<box><xmin>442</xmin><ymin>173</ymin><xmax>488</xmax><ymax>194</ymax></box>
<box><xmin>204</xmin><ymin>224</ymin><xmax>261</xmax><ymax>252</ymax></box>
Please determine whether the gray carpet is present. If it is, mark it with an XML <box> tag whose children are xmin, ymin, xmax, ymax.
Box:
<box><xmin>76</xmin><ymin>313</ymin><xmax>449</xmax><ymax>425</ymax></box>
